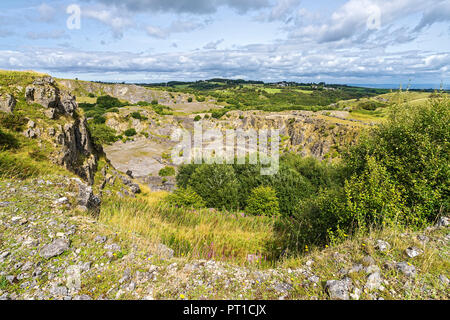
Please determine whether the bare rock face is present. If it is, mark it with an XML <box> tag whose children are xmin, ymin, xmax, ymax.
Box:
<box><xmin>0</xmin><ymin>93</ymin><xmax>16</xmax><ymax>113</ymax></box>
<box><xmin>25</xmin><ymin>76</ymin><xmax>77</xmax><ymax>118</ymax></box>
<box><xmin>55</xmin><ymin>118</ymin><xmax>97</xmax><ymax>185</ymax></box>
<box><xmin>71</xmin><ymin>178</ymin><xmax>101</xmax><ymax>213</ymax></box>
<box><xmin>22</xmin><ymin>76</ymin><xmax>98</xmax><ymax>185</ymax></box>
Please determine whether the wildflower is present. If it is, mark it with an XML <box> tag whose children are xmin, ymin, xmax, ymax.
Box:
<box><xmin>180</xmin><ymin>294</ymin><xmax>185</xmax><ymax>299</ymax></box>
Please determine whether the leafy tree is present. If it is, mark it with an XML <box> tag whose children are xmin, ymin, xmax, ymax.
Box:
<box><xmin>159</xmin><ymin>166</ymin><xmax>176</xmax><ymax>177</ymax></box>
<box><xmin>124</xmin><ymin>128</ymin><xmax>137</xmax><ymax>137</ymax></box>
<box><xmin>165</xmin><ymin>186</ymin><xmax>205</xmax><ymax>209</ymax></box>
<box><xmin>189</xmin><ymin>164</ymin><xmax>239</xmax><ymax>210</ymax></box>
<box><xmin>246</xmin><ymin>186</ymin><xmax>280</xmax><ymax>217</ymax></box>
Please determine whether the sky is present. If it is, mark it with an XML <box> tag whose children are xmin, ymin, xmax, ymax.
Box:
<box><xmin>0</xmin><ymin>0</ymin><xmax>449</xmax><ymax>86</ymax></box>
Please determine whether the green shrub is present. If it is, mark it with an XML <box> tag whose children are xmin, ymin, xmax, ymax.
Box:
<box><xmin>187</xmin><ymin>97</ymin><xmax>193</xmax><ymax>103</ymax></box>
<box><xmin>194</xmin><ymin>115</ymin><xmax>202</xmax><ymax>121</ymax></box>
<box><xmin>165</xmin><ymin>186</ymin><xmax>206</xmax><ymax>209</ymax></box>
<box><xmin>211</xmin><ymin>109</ymin><xmax>227</xmax><ymax>119</ymax></box>
<box><xmin>124</xmin><ymin>128</ymin><xmax>137</xmax><ymax>137</ymax></box>
<box><xmin>246</xmin><ymin>186</ymin><xmax>280</xmax><ymax>217</ymax></box>
<box><xmin>151</xmin><ymin>100</ymin><xmax>158</xmax><ymax>105</ymax></box>
<box><xmin>189</xmin><ymin>164</ymin><xmax>239</xmax><ymax>210</ymax></box>
<box><xmin>176</xmin><ymin>163</ymin><xmax>199</xmax><ymax>188</ymax></box>
<box><xmin>107</xmin><ymin>107</ymin><xmax>120</xmax><ymax>113</ymax></box>
<box><xmin>345</xmin><ymin>97</ymin><xmax>449</xmax><ymax>226</ymax></box>
<box><xmin>97</xmin><ymin>95</ymin><xmax>125</xmax><ymax>109</ymax></box>
<box><xmin>159</xmin><ymin>166</ymin><xmax>176</xmax><ymax>177</ymax></box>
<box><xmin>131</xmin><ymin>112</ymin><xmax>147</xmax><ymax>120</ymax></box>
<box><xmin>92</xmin><ymin>115</ymin><xmax>106</xmax><ymax>124</ymax></box>
<box><xmin>88</xmin><ymin>123</ymin><xmax>119</xmax><ymax>145</ymax></box>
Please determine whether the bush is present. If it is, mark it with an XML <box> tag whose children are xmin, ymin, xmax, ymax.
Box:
<box><xmin>194</xmin><ymin>115</ymin><xmax>202</xmax><ymax>121</ymax></box>
<box><xmin>131</xmin><ymin>112</ymin><xmax>147</xmax><ymax>120</ymax></box>
<box><xmin>159</xmin><ymin>166</ymin><xmax>176</xmax><ymax>177</ymax></box>
<box><xmin>92</xmin><ymin>115</ymin><xmax>106</xmax><ymax>124</ymax></box>
<box><xmin>96</xmin><ymin>95</ymin><xmax>125</xmax><ymax>109</ymax></box>
<box><xmin>345</xmin><ymin>97</ymin><xmax>449</xmax><ymax>226</ymax></box>
<box><xmin>165</xmin><ymin>186</ymin><xmax>206</xmax><ymax>209</ymax></box>
<box><xmin>176</xmin><ymin>164</ymin><xmax>199</xmax><ymax>188</ymax></box>
<box><xmin>88</xmin><ymin>123</ymin><xmax>119</xmax><ymax>145</ymax></box>
<box><xmin>151</xmin><ymin>100</ymin><xmax>158</xmax><ymax>105</ymax></box>
<box><xmin>124</xmin><ymin>128</ymin><xmax>137</xmax><ymax>137</ymax></box>
<box><xmin>187</xmin><ymin>97</ymin><xmax>193</xmax><ymax>103</ymax></box>
<box><xmin>211</xmin><ymin>109</ymin><xmax>227</xmax><ymax>119</ymax></box>
<box><xmin>246</xmin><ymin>186</ymin><xmax>280</xmax><ymax>217</ymax></box>
<box><xmin>189</xmin><ymin>164</ymin><xmax>239</xmax><ymax>210</ymax></box>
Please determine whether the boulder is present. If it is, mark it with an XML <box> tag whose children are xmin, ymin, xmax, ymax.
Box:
<box><xmin>396</xmin><ymin>262</ymin><xmax>416</xmax><ymax>277</ymax></box>
<box><xmin>375</xmin><ymin>240</ymin><xmax>391</xmax><ymax>252</ymax></box>
<box><xmin>325</xmin><ymin>280</ymin><xmax>350</xmax><ymax>300</ymax></box>
<box><xmin>39</xmin><ymin>239</ymin><xmax>70</xmax><ymax>259</ymax></box>
<box><xmin>405</xmin><ymin>247</ymin><xmax>423</xmax><ymax>258</ymax></box>
<box><xmin>0</xmin><ymin>93</ymin><xmax>16</xmax><ymax>113</ymax></box>
<box><xmin>72</xmin><ymin>179</ymin><xmax>101</xmax><ymax>212</ymax></box>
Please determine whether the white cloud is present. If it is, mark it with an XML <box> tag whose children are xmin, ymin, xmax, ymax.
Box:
<box><xmin>203</xmin><ymin>39</ymin><xmax>224</xmax><ymax>50</ymax></box>
<box><xmin>83</xmin><ymin>7</ymin><xmax>135</xmax><ymax>39</ymax></box>
<box><xmin>83</xmin><ymin>0</ymin><xmax>271</xmax><ymax>15</ymax></box>
<box><xmin>38</xmin><ymin>3</ymin><xmax>57</xmax><ymax>22</ymax></box>
<box><xmin>0</xmin><ymin>45</ymin><xmax>448</xmax><ymax>83</ymax></box>
<box><xmin>146</xmin><ymin>19</ymin><xmax>208</xmax><ymax>39</ymax></box>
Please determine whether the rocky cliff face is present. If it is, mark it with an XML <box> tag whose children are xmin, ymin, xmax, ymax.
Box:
<box><xmin>18</xmin><ymin>76</ymin><xmax>98</xmax><ymax>184</ymax></box>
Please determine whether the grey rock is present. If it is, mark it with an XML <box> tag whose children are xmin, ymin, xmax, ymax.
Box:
<box><xmin>21</xmin><ymin>261</ymin><xmax>33</xmax><ymax>272</ymax></box>
<box><xmin>349</xmin><ymin>264</ymin><xmax>364</xmax><ymax>274</ymax></box>
<box><xmin>50</xmin><ymin>285</ymin><xmax>68</xmax><ymax>297</ymax></box>
<box><xmin>435</xmin><ymin>217</ymin><xmax>449</xmax><ymax>228</ymax></box>
<box><xmin>365</xmin><ymin>265</ymin><xmax>381</xmax><ymax>274</ymax></box>
<box><xmin>325</xmin><ymin>280</ymin><xmax>350</xmax><ymax>300</ymax></box>
<box><xmin>80</xmin><ymin>262</ymin><xmax>91</xmax><ymax>272</ymax></box>
<box><xmin>375</xmin><ymin>240</ymin><xmax>391</xmax><ymax>252</ymax></box>
<box><xmin>439</xmin><ymin>275</ymin><xmax>449</xmax><ymax>286</ymax></box>
<box><xmin>130</xmin><ymin>184</ymin><xmax>141</xmax><ymax>194</ymax></box>
<box><xmin>104</xmin><ymin>243</ymin><xmax>121</xmax><ymax>252</ymax></box>
<box><xmin>417</xmin><ymin>235</ymin><xmax>429</xmax><ymax>243</ymax></box>
<box><xmin>73</xmin><ymin>179</ymin><xmax>101</xmax><ymax>212</ymax></box>
<box><xmin>0</xmin><ymin>93</ymin><xmax>16</xmax><ymax>113</ymax></box>
<box><xmin>66</xmin><ymin>265</ymin><xmax>81</xmax><ymax>291</ymax></box>
<box><xmin>39</xmin><ymin>239</ymin><xmax>70</xmax><ymax>259</ymax></box>
<box><xmin>396</xmin><ymin>262</ymin><xmax>416</xmax><ymax>277</ymax></box>
<box><xmin>55</xmin><ymin>197</ymin><xmax>69</xmax><ymax>205</ymax></box>
<box><xmin>365</xmin><ymin>272</ymin><xmax>382</xmax><ymax>291</ymax></box>
<box><xmin>156</xmin><ymin>243</ymin><xmax>174</xmax><ymax>260</ymax></box>
<box><xmin>350</xmin><ymin>288</ymin><xmax>361</xmax><ymax>300</ymax></box>
<box><xmin>73</xmin><ymin>295</ymin><xmax>92</xmax><ymax>300</ymax></box>
<box><xmin>405</xmin><ymin>247</ymin><xmax>423</xmax><ymax>258</ymax></box>
<box><xmin>94</xmin><ymin>236</ymin><xmax>107</xmax><ymax>244</ymax></box>
<box><xmin>273</xmin><ymin>282</ymin><xmax>293</xmax><ymax>294</ymax></box>
<box><xmin>362</xmin><ymin>255</ymin><xmax>376</xmax><ymax>266</ymax></box>
<box><xmin>307</xmin><ymin>275</ymin><xmax>320</xmax><ymax>283</ymax></box>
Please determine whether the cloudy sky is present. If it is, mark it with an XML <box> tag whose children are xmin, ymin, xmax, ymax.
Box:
<box><xmin>0</xmin><ymin>0</ymin><xmax>449</xmax><ymax>85</ymax></box>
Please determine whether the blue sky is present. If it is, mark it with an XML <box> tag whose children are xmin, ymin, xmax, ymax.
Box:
<box><xmin>0</xmin><ymin>0</ymin><xmax>449</xmax><ymax>85</ymax></box>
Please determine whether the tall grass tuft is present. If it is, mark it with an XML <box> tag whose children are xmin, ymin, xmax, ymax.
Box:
<box><xmin>99</xmin><ymin>193</ymin><xmax>280</xmax><ymax>265</ymax></box>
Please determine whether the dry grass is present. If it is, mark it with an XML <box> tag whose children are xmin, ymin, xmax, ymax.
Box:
<box><xmin>98</xmin><ymin>190</ymin><xmax>279</xmax><ymax>266</ymax></box>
